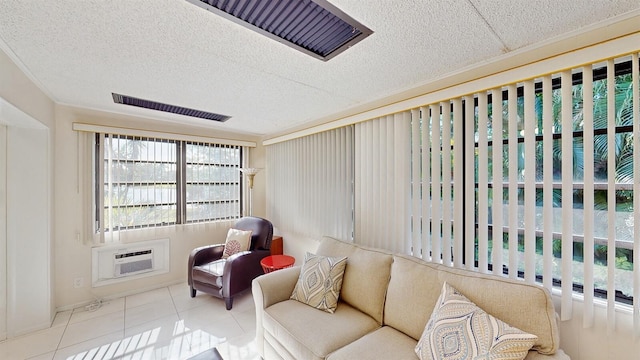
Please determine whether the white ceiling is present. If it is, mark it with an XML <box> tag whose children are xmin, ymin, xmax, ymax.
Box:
<box><xmin>1</xmin><ymin>0</ymin><xmax>639</xmax><ymax>137</ymax></box>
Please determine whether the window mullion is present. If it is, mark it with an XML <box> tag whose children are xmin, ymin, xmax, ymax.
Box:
<box><xmin>507</xmin><ymin>84</ymin><xmax>519</xmax><ymax>279</ymax></box>
<box><xmin>177</xmin><ymin>141</ymin><xmax>185</xmax><ymax>224</ymax></box>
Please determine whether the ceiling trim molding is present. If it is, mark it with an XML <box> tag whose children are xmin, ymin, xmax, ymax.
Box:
<box><xmin>263</xmin><ymin>12</ymin><xmax>640</xmax><ymax>146</ymax></box>
<box><xmin>72</xmin><ymin>122</ymin><xmax>256</xmax><ymax>147</ymax></box>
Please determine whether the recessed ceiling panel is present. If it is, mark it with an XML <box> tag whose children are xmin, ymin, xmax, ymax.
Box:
<box><xmin>112</xmin><ymin>93</ymin><xmax>231</xmax><ymax>122</ymax></box>
<box><xmin>186</xmin><ymin>0</ymin><xmax>373</xmax><ymax>61</ymax></box>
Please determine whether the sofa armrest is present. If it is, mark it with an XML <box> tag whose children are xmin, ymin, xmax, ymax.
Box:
<box><xmin>252</xmin><ymin>266</ymin><xmax>300</xmax><ymax>358</ymax></box>
<box><xmin>253</xmin><ymin>265</ymin><xmax>300</xmax><ymax>308</ymax></box>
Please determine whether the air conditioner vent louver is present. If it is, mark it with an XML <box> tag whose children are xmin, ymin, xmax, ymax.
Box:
<box><xmin>187</xmin><ymin>0</ymin><xmax>373</xmax><ymax>61</ymax></box>
<box><xmin>114</xmin><ymin>248</ymin><xmax>154</xmax><ymax>277</ymax></box>
<box><xmin>112</xmin><ymin>93</ymin><xmax>231</xmax><ymax>122</ymax></box>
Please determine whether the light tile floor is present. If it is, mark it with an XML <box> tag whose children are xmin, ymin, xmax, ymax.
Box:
<box><xmin>0</xmin><ymin>283</ymin><xmax>260</xmax><ymax>360</ymax></box>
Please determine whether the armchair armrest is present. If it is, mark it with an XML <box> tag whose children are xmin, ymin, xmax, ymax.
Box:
<box><xmin>189</xmin><ymin>244</ymin><xmax>225</xmax><ymax>266</ymax></box>
<box><xmin>187</xmin><ymin>244</ymin><xmax>224</xmax><ymax>287</ymax></box>
<box><xmin>223</xmin><ymin>249</ymin><xmax>271</xmax><ymax>297</ymax></box>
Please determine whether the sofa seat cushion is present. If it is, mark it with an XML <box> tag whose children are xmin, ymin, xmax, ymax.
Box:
<box><xmin>326</xmin><ymin>326</ymin><xmax>418</xmax><ymax>360</ymax></box>
<box><xmin>264</xmin><ymin>299</ymin><xmax>380</xmax><ymax>360</ymax></box>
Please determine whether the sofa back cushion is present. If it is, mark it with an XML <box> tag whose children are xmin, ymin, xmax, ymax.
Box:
<box><xmin>436</xmin><ymin>265</ymin><xmax>560</xmax><ymax>355</ymax></box>
<box><xmin>386</xmin><ymin>254</ymin><xmax>559</xmax><ymax>355</ymax></box>
<box><xmin>384</xmin><ymin>255</ymin><xmax>442</xmax><ymax>340</ymax></box>
<box><xmin>316</xmin><ymin>237</ymin><xmax>393</xmax><ymax>324</ymax></box>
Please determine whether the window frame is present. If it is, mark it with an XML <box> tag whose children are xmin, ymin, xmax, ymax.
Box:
<box><xmin>95</xmin><ymin>133</ymin><xmax>243</xmax><ymax>233</ymax></box>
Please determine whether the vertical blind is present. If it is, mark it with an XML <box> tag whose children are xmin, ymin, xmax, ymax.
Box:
<box><xmin>354</xmin><ymin>113</ymin><xmax>411</xmax><ymax>252</ymax></box>
<box><xmin>266</xmin><ymin>126</ymin><xmax>354</xmax><ymax>240</ymax></box>
<box><xmin>266</xmin><ymin>52</ymin><xmax>639</xmax><ymax>334</ymax></box>
<box><xmin>405</xmin><ymin>53</ymin><xmax>640</xmax><ymax>333</ymax></box>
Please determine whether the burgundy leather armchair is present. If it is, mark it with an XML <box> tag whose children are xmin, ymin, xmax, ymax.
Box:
<box><xmin>187</xmin><ymin>216</ymin><xmax>273</xmax><ymax>310</ymax></box>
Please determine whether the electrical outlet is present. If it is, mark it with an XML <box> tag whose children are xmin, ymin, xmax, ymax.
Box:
<box><xmin>73</xmin><ymin>277</ymin><xmax>84</xmax><ymax>289</ymax></box>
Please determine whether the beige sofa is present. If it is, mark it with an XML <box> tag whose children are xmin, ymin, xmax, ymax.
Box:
<box><xmin>252</xmin><ymin>236</ymin><xmax>570</xmax><ymax>360</ymax></box>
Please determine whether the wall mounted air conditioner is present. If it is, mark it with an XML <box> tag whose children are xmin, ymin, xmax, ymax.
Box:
<box><xmin>92</xmin><ymin>238</ymin><xmax>169</xmax><ymax>287</ymax></box>
<box><xmin>114</xmin><ymin>249</ymin><xmax>153</xmax><ymax>277</ymax></box>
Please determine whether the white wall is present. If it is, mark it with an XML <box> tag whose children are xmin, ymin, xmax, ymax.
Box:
<box><xmin>5</xmin><ymin>124</ymin><xmax>51</xmax><ymax>336</ymax></box>
<box><xmin>556</xmin><ymin>298</ymin><xmax>640</xmax><ymax>359</ymax></box>
<box><xmin>0</xmin><ymin>47</ymin><xmax>55</xmax><ymax>337</ymax></box>
<box><xmin>0</xmin><ymin>124</ymin><xmax>6</xmax><ymax>340</ymax></box>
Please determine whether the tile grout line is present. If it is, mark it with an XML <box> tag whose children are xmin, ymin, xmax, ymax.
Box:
<box><xmin>168</xmin><ymin>284</ymin><xmax>197</xmax><ymax>354</ymax></box>
<box><xmin>52</xmin><ymin>307</ymin><xmax>74</xmax><ymax>356</ymax></box>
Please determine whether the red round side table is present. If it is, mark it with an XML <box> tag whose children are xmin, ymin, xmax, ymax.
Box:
<box><xmin>261</xmin><ymin>255</ymin><xmax>295</xmax><ymax>273</ymax></box>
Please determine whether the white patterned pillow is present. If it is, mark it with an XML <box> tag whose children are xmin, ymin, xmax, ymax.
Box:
<box><xmin>290</xmin><ymin>252</ymin><xmax>348</xmax><ymax>313</ymax></box>
<box><xmin>415</xmin><ymin>282</ymin><xmax>538</xmax><ymax>360</ymax></box>
<box><xmin>222</xmin><ymin>228</ymin><xmax>252</xmax><ymax>259</ymax></box>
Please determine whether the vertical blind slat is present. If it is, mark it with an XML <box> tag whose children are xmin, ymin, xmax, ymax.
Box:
<box><xmin>373</xmin><ymin>119</ymin><xmax>382</xmax><ymax>247</ymax></box>
<box><xmin>411</xmin><ymin>109</ymin><xmax>421</xmax><ymax>256</ymax></box>
<box><xmin>606</xmin><ymin>60</ymin><xmax>617</xmax><ymax>332</ymax></box>
<box><xmin>384</xmin><ymin>116</ymin><xmax>393</xmax><ymax>249</ymax></box>
<box><xmin>542</xmin><ymin>75</ymin><xmax>555</xmax><ymax>292</ymax></box>
<box><xmin>441</xmin><ymin>101</ymin><xmax>453</xmax><ymax>267</ymax></box>
<box><xmin>507</xmin><ymin>84</ymin><xmax>519</xmax><ymax>279</ymax></box>
<box><xmin>491</xmin><ymin>88</ymin><xmax>504</xmax><ymax>275</ymax></box>
<box><xmin>524</xmin><ymin>80</ymin><xmax>536</xmax><ymax>283</ymax></box>
<box><xmin>464</xmin><ymin>96</ymin><xmax>476</xmax><ymax>270</ymax></box>
<box><xmin>421</xmin><ymin>106</ymin><xmax>432</xmax><ymax>260</ymax></box>
<box><xmin>98</xmin><ymin>134</ymin><xmax>106</xmax><ymax>243</ymax></box>
<box><xmin>477</xmin><ymin>92</ymin><xmax>489</xmax><ymax>273</ymax></box>
<box><xmin>431</xmin><ymin>104</ymin><xmax>442</xmax><ymax>263</ymax></box>
<box><xmin>561</xmin><ymin>70</ymin><xmax>574</xmax><ymax>322</ymax></box>
<box><xmin>396</xmin><ymin>111</ymin><xmax>411</xmax><ymax>254</ymax></box>
<box><xmin>582</xmin><ymin>67</ymin><xmax>595</xmax><ymax>329</ymax></box>
<box><xmin>452</xmin><ymin>99</ymin><xmax>464</xmax><ymax>268</ymax></box>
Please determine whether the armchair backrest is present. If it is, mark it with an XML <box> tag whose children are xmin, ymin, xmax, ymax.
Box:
<box><xmin>234</xmin><ymin>216</ymin><xmax>273</xmax><ymax>251</ymax></box>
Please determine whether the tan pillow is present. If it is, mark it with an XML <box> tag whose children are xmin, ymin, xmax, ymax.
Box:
<box><xmin>222</xmin><ymin>228</ymin><xmax>252</xmax><ymax>258</ymax></box>
<box><xmin>415</xmin><ymin>282</ymin><xmax>537</xmax><ymax>360</ymax></box>
<box><xmin>290</xmin><ymin>252</ymin><xmax>348</xmax><ymax>313</ymax></box>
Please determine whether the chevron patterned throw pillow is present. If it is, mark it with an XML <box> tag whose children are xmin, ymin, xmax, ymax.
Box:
<box><xmin>290</xmin><ymin>252</ymin><xmax>348</xmax><ymax>313</ymax></box>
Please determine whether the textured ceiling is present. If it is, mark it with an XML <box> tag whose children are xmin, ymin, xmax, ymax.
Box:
<box><xmin>0</xmin><ymin>0</ymin><xmax>639</xmax><ymax>137</ymax></box>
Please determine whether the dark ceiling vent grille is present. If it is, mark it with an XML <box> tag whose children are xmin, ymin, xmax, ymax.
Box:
<box><xmin>112</xmin><ymin>93</ymin><xmax>231</xmax><ymax>122</ymax></box>
<box><xmin>187</xmin><ymin>0</ymin><xmax>373</xmax><ymax>61</ymax></box>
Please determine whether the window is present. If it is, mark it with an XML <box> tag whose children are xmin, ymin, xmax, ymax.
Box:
<box><xmin>477</xmin><ymin>59</ymin><xmax>637</xmax><ymax>303</ymax></box>
<box><xmin>96</xmin><ymin>134</ymin><xmax>242</xmax><ymax>233</ymax></box>
<box><xmin>411</xmin><ymin>54</ymin><xmax>638</xmax><ymax>315</ymax></box>
<box><xmin>184</xmin><ymin>142</ymin><xmax>243</xmax><ymax>222</ymax></box>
